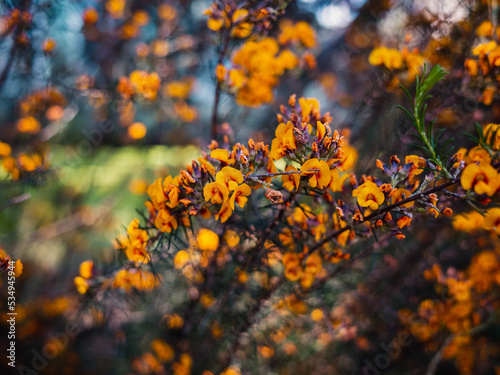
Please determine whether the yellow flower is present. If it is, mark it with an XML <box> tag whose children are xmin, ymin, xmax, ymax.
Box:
<box><xmin>299</xmin><ymin>97</ymin><xmax>320</xmax><ymax>118</ymax></box>
<box><xmin>224</xmin><ymin>230</ymin><xmax>240</xmax><ymax>247</ymax></box>
<box><xmin>147</xmin><ymin>178</ymin><xmax>167</xmax><ymax>210</ymax></box>
<box><xmin>278</xmin><ymin>20</ymin><xmax>316</xmax><ymax>48</ymax></box>
<box><xmin>405</xmin><ymin>155</ymin><xmax>426</xmax><ymax>175</ymax></box>
<box><xmin>42</xmin><ymin>38</ymin><xmax>56</xmax><ymax>53</ymax></box>
<box><xmin>281</xmin><ymin>165</ymin><xmax>300</xmax><ymax>191</ymax></box>
<box><xmin>211</xmin><ymin>148</ymin><xmax>232</xmax><ymax>164</ymax></box>
<box><xmin>124</xmin><ymin>219</ymin><xmax>150</xmax><ymax>263</ymax></box>
<box><xmin>165</xmin><ymin>80</ymin><xmax>193</xmax><ymax>99</ymax></box>
<box><xmin>158</xmin><ymin>4</ymin><xmax>176</xmax><ymax>21</ymax></box>
<box><xmin>215</xmin><ymin>200</ymin><xmax>233</xmax><ymax>223</ymax></box>
<box><xmin>79</xmin><ymin>260</ymin><xmax>95</xmax><ymax>279</ymax></box>
<box><xmin>369</xmin><ymin>47</ymin><xmax>403</xmax><ymax>69</ymax></box>
<box><xmin>295</xmin><ymin>21</ymin><xmax>316</xmax><ymax>48</ymax></box>
<box><xmin>197</xmin><ymin>229</ymin><xmax>219</xmax><ymax>251</ymax></box>
<box><xmin>300</xmin><ymin>158</ymin><xmax>331</xmax><ymax>189</ymax></box>
<box><xmin>397</xmin><ymin>216</ymin><xmax>412</xmax><ymax>229</ymax></box>
<box><xmin>155</xmin><ymin>209</ymin><xmax>178</xmax><ymax>233</ymax></box>
<box><xmin>452</xmin><ymin>211</ymin><xmax>484</xmax><ymax>232</ymax></box>
<box><xmin>305</xmin><ymin>252</ymin><xmax>322</xmax><ymax>274</ymax></box>
<box><xmin>216</xmin><ymin>166</ymin><xmax>243</xmax><ymax>190</ymax></box>
<box><xmin>483</xmin><ymin>207</ymin><xmax>500</xmax><ymax>231</ymax></box>
<box><xmin>207</xmin><ymin>16</ymin><xmax>224</xmax><ymax>31</ymax></box>
<box><xmin>0</xmin><ymin>141</ymin><xmax>12</xmax><ymax>157</ymax></box>
<box><xmin>391</xmin><ymin>189</ymin><xmax>414</xmax><ymax>208</ymax></box>
<box><xmin>106</xmin><ymin>0</ymin><xmax>126</xmax><ymax>19</ymax></box>
<box><xmin>14</xmin><ymin>259</ymin><xmax>23</xmax><ymax>277</ymax></box>
<box><xmin>282</xmin><ymin>253</ymin><xmax>303</xmax><ymax>282</ymax></box>
<box><xmin>383</xmin><ymin>48</ymin><xmax>403</xmax><ymax>69</ymax></box>
<box><xmin>369</xmin><ymin>46</ymin><xmax>388</xmax><ymax>66</ymax></box>
<box><xmin>353</xmin><ymin>181</ymin><xmax>385</xmax><ymax>210</ymax></box>
<box><xmin>16</xmin><ymin>116</ymin><xmax>41</xmax><ymax>134</ymax></box>
<box><xmin>215</xmin><ymin>64</ymin><xmax>227</xmax><ymax>82</ymax></box>
<box><xmin>464</xmin><ymin>59</ymin><xmax>478</xmax><ymax>76</ymax></box>
<box><xmin>461</xmin><ymin>162</ymin><xmax>499</xmax><ymax>196</ymax></box>
<box><xmin>472</xmin><ymin>41</ymin><xmax>497</xmax><ymax>56</ymax></box>
<box><xmin>204</xmin><ymin>181</ymin><xmax>230</xmax><ymax>204</ymax></box>
<box><xmin>476</xmin><ymin>20</ymin><xmax>494</xmax><ymax>37</ymax></box>
<box><xmin>74</xmin><ymin>276</ymin><xmax>89</xmax><ymax>294</ymax></box>
<box><xmin>231</xmin><ymin>9</ymin><xmax>253</xmax><ymax>38</ymax></box>
<box><xmin>174</xmin><ymin>250</ymin><xmax>190</xmax><ymax>269</ymax></box>
<box><xmin>228</xmin><ymin>69</ymin><xmax>246</xmax><ymax>88</ymax></box>
<box><xmin>269</xmin><ymin>122</ymin><xmax>297</xmax><ymax>160</ymax></box>
<box><xmin>328</xmin><ymin>169</ymin><xmax>349</xmax><ymax>192</ymax></box>
<box><xmin>128</xmin><ymin>122</ymin><xmax>146</xmax><ymax>140</ymax></box>
<box><xmin>229</xmin><ymin>183</ymin><xmax>251</xmax><ymax>209</ymax></box>
<box><xmin>129</xmin><ymin>70</ymin><xmax>161</xmax><ymax>100</ymax></box>
<box><xmin>480</xmin><ymin>86</ymin><xmax>496</xmax><ymax>106</ymax></box>
<box><xmin>150</xmin><ymin>339</ymin><xmax>174</xmax><ymax>362</ymax></box>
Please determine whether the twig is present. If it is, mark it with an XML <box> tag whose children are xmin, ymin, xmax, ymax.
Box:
<box><xmin>0</xmin><ymin>193</ymin><xmax>31</xmax><ymax>212</ymax></box>
<box><xmin>309</xmin><ymin>178</ymin><xmax>459</xmax><ymax>253</ymax></box>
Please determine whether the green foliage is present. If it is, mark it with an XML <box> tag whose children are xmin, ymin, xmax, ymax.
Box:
<box><xmin>398</xmin><ymin>65</ymin><xmax>453</xmax><ymax>178</ymax></box>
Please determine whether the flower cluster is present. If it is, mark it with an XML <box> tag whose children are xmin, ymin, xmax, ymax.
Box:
<box><xmin>118</xmin><ymin>71</ymin><xmax>161</xmax><ymax>102</ymax></box>
<box><xmin>462</xmin><ymin>21</ymin><xmax>500</xmax><ymax>105</ymax></box>
<box><xmin>0</xmin><ymin>141</ymin><xmax>49</xmax><ymax>181</ymax></box>
<box><xmin>369</xmin><ymin>46</ymin><xmax>425</xmax><ymax>79</ymax></box>
<box><xmin>216</xmin><ymin>32</ymin><xmax>315</xmax><ymax>107</ymax></box>
<box><xmin>400</xmin><ymin>245</ymin><xmax>500</xmax><ymax>375</ymax></box>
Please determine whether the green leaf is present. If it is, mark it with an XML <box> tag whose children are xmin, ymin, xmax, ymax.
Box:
<box><xmin>463</xmin><ymin>131</ymin><xmax>478</xmax><ymax>143</ymax></box>
<box><xmin>419</xmin><ymin>64</ymin><xmax>447</xmax><ymax>99</ymax></box>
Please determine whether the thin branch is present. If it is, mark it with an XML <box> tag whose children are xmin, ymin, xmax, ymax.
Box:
<box><xmin>309</xmin><ymin>178</ymin><xmax>459</xmax><ymax>252</ymax></box>
<box><xmin>0</xmin><ymin>193</ymin><xmax>31</xmax><ymax>212</ymax></box>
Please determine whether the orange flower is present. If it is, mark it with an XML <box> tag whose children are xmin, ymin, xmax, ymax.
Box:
<box><xmin>305</xmin><ymin>252</ymin><xmax>322</xmax><ymax>274</ymax></box>
<box><xmin>391</xmin><ymin>189</ymin><xmax>414</xmax><ymax>208</ymax></box>
<box><xmin>299</xmin><ymin>97</ymin><xmax>320</xmax><ymax>118</ymax></box>
<box><xmin>229</xmin><ymin>183</ymin><xmax>251</xmax><ymax>209</ymax></box>
<box><xmin>197</xmin><ymin>229</ymin><xmax>219</xmax><ymax>251</ymax></box>
<box><xmin>16</xmin><ymin>116</ymin><xmax>41</xmax><ymax>133</ymax></box>
<box><xmin>215</xmin><ymin>64</ymin><xmax>227</xmax><ymax>82</ymax></box>
<box><xmin>125</xmin><ymin>219</ymin><xmax>150</xmax><ymax>263</ymax></box>
<box><xmin>42</xmin><ymin>38</ymin><xmax>56</xmax><ymax>53</ymax></box>
<box><xmin>329</xmin><ymin>169</ymin><xmax>349</xmax><ymax>192</ymax></box>
<box><xmin>397</xmin><ymin>216</ymin><xmax>412</xmax><ymax>229</ymax></box>
<box><xmin>300</xmin><ymin>158</ymin><xmax>331</xmax><ymax>189</ymax></box>
<box><xmin>369</xmin><ymin>47</ymin><xmax>403</xmax><ymax>69</ymax></box>
<box><xmin>74</xmin><ymin>276</ymin><xmax>89</xmax><ymax>294</ymax></box>
<box><xmin>155</xmin><ymin>209</ymin><xmax>178</xmax><ymax>233</ymax></box>
<box><xmin>353</xmin><ymin>181</ymin><xmax>385</xmax><ymax>210</ymax></box>
<box><xmin>483</xmin><ymin>207</ymin><xmax>500</xmax><ymax>231</ymax></box>
<box><xmin>216</xmin><ymin>167</ymin><xmax>243</xmax><ymax>190</ymax></box>
<box><xmin>128</xmin><ymin>122</ymin><xmax>147</xmax><ymax>139</ymax></box>
<box><xmin>281</xmin><ymin>165</ymin><xmax>300</xmax><ymax>191</ymax></box>
<box><xmin>215</xmin><ymin>200</ymin><xmax>232</xmax><ymax>223</ymax></box>
<box><xmin>79</xmin><ymin>260</ymin><xmax>95</xmax><ymax>279</ymax></box>
<box><xmin>270</xmin><ymin>122</ymin><xmax>297</xmax><ymax>160</ymax></box>
<box><xmin>461</xmin><ymin>162</ymin><xmax>499</xmax><ymax>196</ymax></box>
<box><xmin>231</xmin><ymin>9</ymin><xmax>253</xmax><ymax>38</ymax></box>
<box><xmin>204</xmin><ymin>181</ymin><xmax>230</xmax><ymax>204</ymax></box>
<box><xmin>150</xmin><ymin>339</ymin><xmax>174</xmax><ymax>362</ymax></box>
<box><xmin>0</xmin><ymin>141</ymin><xmax>11</xmax><ymax>157</ymax></box>
<box><xmin>211</xmin><ymin>148</ymin><xmax>234</xmax><ymax>164</ymax></box>
<box><xmin>405</xmin><ymin>155</ymin><xmax>426</xmax><ymax>175</ymax></box>
<box><xmin>284</xmin><ymin>263</ymin><xmax>303</xmax><ymax>281</ymax></box>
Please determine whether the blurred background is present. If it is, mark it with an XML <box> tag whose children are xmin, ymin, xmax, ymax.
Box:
<box><xmin>1</xmin><ymin>0</ymin><xmax>499</xmax><ymax>374</ymax></box>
